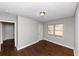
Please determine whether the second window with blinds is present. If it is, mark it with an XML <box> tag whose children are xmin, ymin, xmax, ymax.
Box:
<box><xmin>48</xmin><ymin>24</ymin><xmax>64</xmax><ymax>37</ymax></box>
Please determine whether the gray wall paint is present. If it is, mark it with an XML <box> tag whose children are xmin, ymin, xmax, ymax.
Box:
<box><xmin>2</xmin><ymin>23</ymin><xmax>14</xmax><ymax>40</ymax></box>
<box><xmin>38</xmin><ymin>24</ymin><xmax>43</xmax><ymax>40</ymax></box>
<box><xmin>0</xmin><ymin>12</ymin><xmax>43</xmax><ymax>50</ymax></box>
<box><xmin>18</xmin><ymin>16</ymin><xmax>43</xmax><ymax>49</ymax></box>
<box><xmin>0</xmin><ymin>12</ymin><xmax>17</xmax><ymax>22</ymax></box>
<box><xmin>0</xmin><ymin>12</ymin><xmax>75</xmax><ymax>51</ymax></box>
<box><xmin>43</xmin><ymin>16</ymin><xmax>75</xmax><ymax>49</ymax></box>
<box><xmin>0</xmin><ymin>12</ymin><xmax>18</xmax><ymax>47</ymax></box>
<box><xmin>75</xmin><ymin>3</ymin><xmax>79</xmax><ymax>55</ymax></box>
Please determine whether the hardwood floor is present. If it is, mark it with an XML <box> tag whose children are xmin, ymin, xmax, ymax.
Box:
<box><xmin>0</xmin><ymin>39</ymin><xmax>74</xmax><ymax>56</ymax></box>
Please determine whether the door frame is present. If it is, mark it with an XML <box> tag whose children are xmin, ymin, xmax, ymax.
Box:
<box><xmin>0</xmin><ymin>20</ymin><xmax>17</xmax><ymax>48</ymax></box>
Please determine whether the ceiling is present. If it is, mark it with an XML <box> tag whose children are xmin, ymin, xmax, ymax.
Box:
<box><xmin>0</xmin><ymin>2</ymin><xmax>77</xmax><ymax>22</ymax></box>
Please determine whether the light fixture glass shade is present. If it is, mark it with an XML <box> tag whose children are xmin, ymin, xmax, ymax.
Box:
<box><xmin>40</xmin><ymin>12</ymin><xmax>46</xmax><ymax>16</ymax></box>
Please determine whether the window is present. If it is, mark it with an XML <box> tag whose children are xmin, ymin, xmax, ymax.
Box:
<box><xmin>48</xmin><ymin>25</ymin><xmax>54</xmax><ymax>35</ymax></box>
<box><xmin>55</xmin><ymin>24</ymin><xmax>64</xmax><ymax>36</ymax></box>
<box><xmin>48</xmin><ymin>24</ymin><xmax>64</xmax><ymax>37</ymax></box>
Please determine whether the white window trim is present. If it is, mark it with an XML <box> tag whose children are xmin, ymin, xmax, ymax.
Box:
<box><xmin>47</xmin><ymin>24</ymin><xmax>54</xmax><ymax>35</ymax></box>
<box><xmin>47</xmin><ymin>23</ymin><xmax>64</xmax><ymax>37</ymax></box>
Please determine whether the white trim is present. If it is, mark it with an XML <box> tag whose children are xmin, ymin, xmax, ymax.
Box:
<box><xmin>0</xmin><ymin>42</ymin><xmax>2</xmax><ymax>44</ymax></box>
<box><xmin>0</xmin><ymin>20</ymin><xmax>17</xmax><ymax>48</ymax></box>
<box><xmin>17</xmin><ymin>40</ymin><xmax>40</xmax><ymax>50</ymax></box>
<box><xmin>0</xmin><ymin>20</ymin><xmax>15</xmax><ymax>23</ymax></box>
<box><xmin>43</xmin><ymin>38</ymin><xmax>74</xmax><ymax>49</ymax></box>
<box><xmin>0</xmin><ymin>23</ymin><xmax>3</xmax><ymax>45</ymax></box>
<box><xmin>14</xmin><ymin>22</ymin><xmax>17</xmax><ymax>47</ymax></box>
<box><xmin>74</xmin><ymin>50</ymin><xmax>77</xmax><ymax>56</ymax></box>
<box><xmin>74</xmin><ymin>50</ymin><xmax>79</xmax><ymax>56</ymax></box>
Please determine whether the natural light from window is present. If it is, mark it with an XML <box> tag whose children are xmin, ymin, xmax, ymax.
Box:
<box><xmin>55</xmin><ymin>24</ymin><xmax>64</xmax><ymax>36</ymax></box>
<box><xmin>48</xmin><ymin>25</ymin><xmax>54</xmax><ymax>35</ymax></box>
<box><xmin>48</xmin><ymin>24</ymin><xmax>64</xmax><ymax>37</ymax></box>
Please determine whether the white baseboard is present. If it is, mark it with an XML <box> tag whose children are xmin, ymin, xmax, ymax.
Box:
<box><xmin>17</xmin><ymin>40</ymin><xmax>40</xmax><ymax>50</ymax></box>
<box><xmin>43</xmin><ymin>38</ymin><xmax>74</xmax><ymax>50</ymax></box>
<box><xmin>74</xmin><ymin>50</ymin><xmax>77</xmax><ymax>56</ymax></box>
<box><xmin>74</xmin><ymin>50</ymin><xmax>79</xmax><ymax>56</ymax></box>
<box><xmin>17</xmin><ymin>38</ymin><xmax>74</xmax><ymax>53</ymax></box>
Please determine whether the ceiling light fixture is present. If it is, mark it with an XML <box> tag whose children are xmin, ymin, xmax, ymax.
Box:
<box><xmin>40</xmin><ymin>11</ymin><xmax>46</xmax><ymax>16</ymax></box>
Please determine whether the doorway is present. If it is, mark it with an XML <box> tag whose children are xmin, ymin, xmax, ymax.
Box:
<box><xmin>0</xmin><ymin>21</ymin><xmax>16</xmax><ymax>52</ymax></box>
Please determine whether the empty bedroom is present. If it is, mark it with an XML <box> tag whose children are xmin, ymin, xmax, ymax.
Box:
<box><xmin>0</xmin><ymin>2</ymin><xmax>79</xmax><ymax>56</ymax></box>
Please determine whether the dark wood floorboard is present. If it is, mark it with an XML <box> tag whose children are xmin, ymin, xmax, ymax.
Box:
<box><xmin>0</xmin><ymin>39</ymin><xmax>74</xmax><ymax>56</ymax></box>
